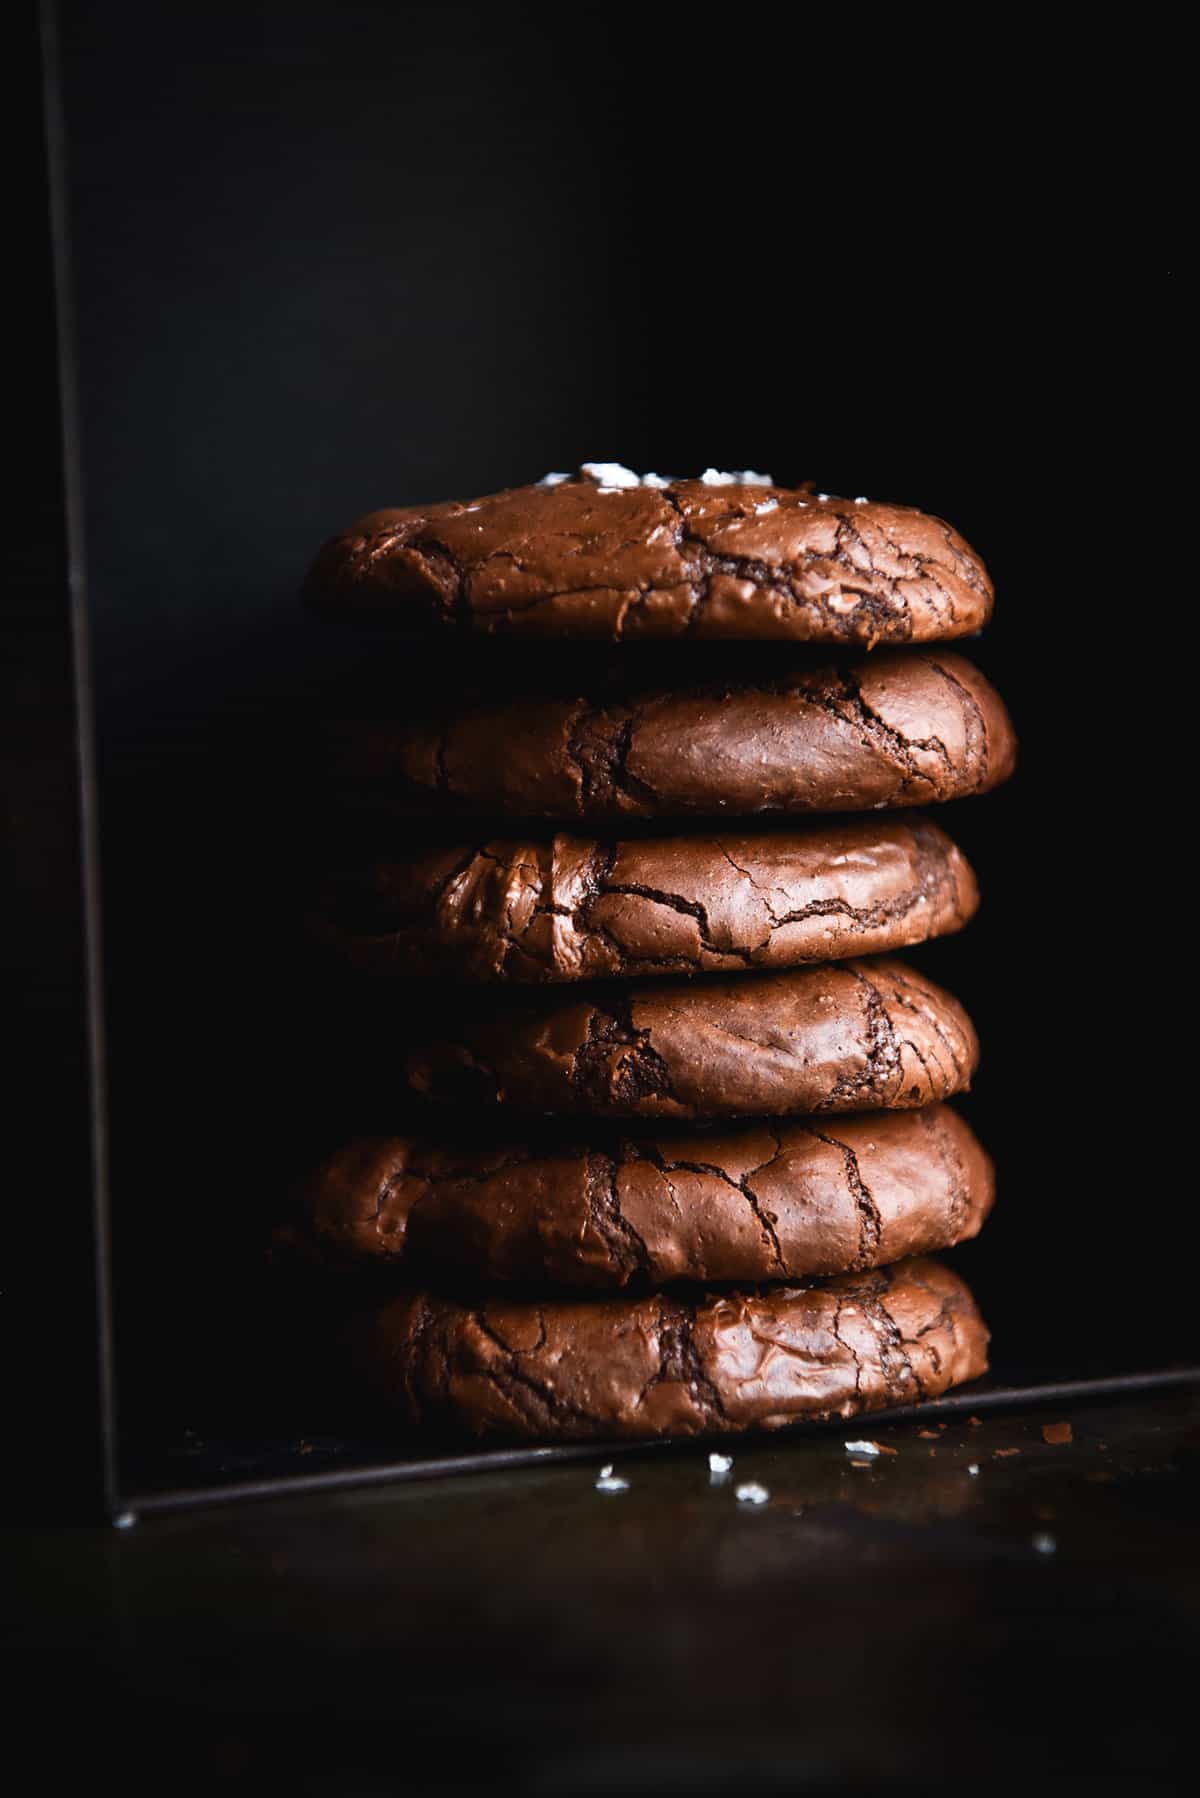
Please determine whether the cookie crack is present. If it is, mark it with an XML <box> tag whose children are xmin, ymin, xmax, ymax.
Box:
<box><xmin>636</xmin><ymin>1296</ymin><xmax>728</xmax><ymax>1425</ymax></box>
<box><xmin>586</xmin><ymin>1151</ymin><xmax>653</xmax><ymax>1281</ymax></box>
<box><xmin>800</xmin><ymin>1125</ymin><xmax>883</xmax><ymax>1270</ymax></box>
<box><xmin>467</xmin><ymin>1307</ymin><xmax>596</xmax><ymax>1427</ymax></box>
<box><xmin>819</xmin><ymin>966</ymin><xmax>904</xmax><ymax>1109</ymax></box>
<box><xmin>632</xmin><ymin>1143</ymin><xmax>786</xmax><ymax>1276</ymax></box>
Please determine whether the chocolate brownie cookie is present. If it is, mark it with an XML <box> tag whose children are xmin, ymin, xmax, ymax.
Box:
<box><xmin>331</xmin><ymin>650</ymin><xmax>1016</xmax><ymax>822</ymax></box>
<box><xmin>318</xmin><ymin>816</ymin><xmax>978</xmax><ymax>983</ymax></box>
<box><xmin>287</xmin><ymin>1105</ymin><xmax>993</xmax><ymax>1287</ymax></box>
<box><xmin>406</xmin><ymin>955</ymin><xmax>978</xmax><ymax>1120</ymax></box>
<box><xmin>305</xmin><ymin>469</ymin><xmax>992</xmax><ymax>645</ymax></box>
<box><xmin>355</xmin><ymin>1255</ymin><xmax>989</xmax><ymax>1441</ymax></box>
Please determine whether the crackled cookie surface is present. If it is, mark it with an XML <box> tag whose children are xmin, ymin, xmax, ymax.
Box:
<box><xmin>329</xmin><ymin>649</ymin><xmax>1016</xmax><ymax>822</ymax></box>
<box><xmin>306</xmin><ymin>469</ymin><xmax>993</xmax><ymax>645</ymax></box>
<box><xmin>405</xmin><ymin>955</ymin><xmax>978</xmax><ymax>1120</ymax></box>
<box><xmin>285</xmin><ymin>1105</ymin><xmax>993</xmax><ymax>1287</ymax></box>
<box><xmin>318</xmin><ymin>816</ymin><xmax>978</xmax><ymax>983</ymax></box>
<box><xmin>356</xmin><ymin>1256</ymin><xmax>989</xmax><ymax>1441</ymax></box>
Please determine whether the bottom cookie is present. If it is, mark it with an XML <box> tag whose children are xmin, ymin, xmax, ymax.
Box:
<box><xmin>355</xmin><ymin>1256</ymin><xmax>988</xmax><ymax>1442</ymax></box>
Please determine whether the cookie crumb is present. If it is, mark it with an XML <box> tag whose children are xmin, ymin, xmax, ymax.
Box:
<box><xmin>994</xmin><ymin>1448</ymin><xmax>1021</xmax><ymax>1459</ymax></box>
<box><xmin>1042</xmin><ymin>1421</ymin><xmax>1072</xmax><ymax>1445</ymax></box>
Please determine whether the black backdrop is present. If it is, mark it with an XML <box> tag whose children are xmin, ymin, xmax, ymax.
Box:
<box><xmin>37</xmin><ymin>2</ymin><xmax>1188</xmax><ymax>1473</ymax></box>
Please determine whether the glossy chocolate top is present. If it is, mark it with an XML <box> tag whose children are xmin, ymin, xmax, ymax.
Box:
<box><xmin>306</xmin><ymin>472</ymin><xmax>993</xmax><ymax>645</ymax></box>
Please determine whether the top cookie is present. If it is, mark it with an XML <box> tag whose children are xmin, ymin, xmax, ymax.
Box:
<box><xmin>305</xmin><ymin>467</ymin><xmax>993</xmax><ymax>646</ymax></box>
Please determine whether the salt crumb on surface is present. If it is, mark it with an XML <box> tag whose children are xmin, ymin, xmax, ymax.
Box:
<box><xmin>845</xmin><ymin>1439</ymin><xmax>895</xmax><ymax>1458</ymax></box>
<box><xmin>113</xmin><ymin>1512</ymin><xmax>137</xmax><ymax>1530</ymax></box>
<box><xmin>817</xmin><ymin>492</ymin><xmax>831</xmax><ymax>501</ymax></box>
<box><xmin>709</xmin><ymin>1453</ymin><xmax>733</xmax><ymax>1474</ymax></box>
<box><xmin>755</xmin><ymin>498</ymin><xmax>778</xmax><ymax>514</ymax></box>
<box><xmin>595</xmin><ymin>1462</ymin><xmax>630</xmax><ymax>1493</ymax></box>
<box><xmin>700</xmin><ymin>468</ymin><xmax>774</xmax><ymax>487</ymax></box>
<box><xmin>580</xmin><ymin>461</ymin><xmax>641</xmax><ymax>488</ymax></box>
<box><xmin>1032</xmin><ymin>1532</ymin><xmax>1057</xmax><ymax>1556</ymax></box>
<box><xmin>854</xmin><ymin>494</ymin><xmax>869</xmax><ymax>503</ymax></box>
<box><xmin>967</xmin><ymin>1464</ymin><xmax>980</xmax><ymax>1477</ymax></box>
<box><xmin>735</xmin><ymin>1482</ymin><xmax>770</xmax><ymax>1505</ymax></box>
<box><xmin>568</xmin><ymin>464</ymin><xmax>781</xmax><ymax>491</ymax></box>
<box><xmin>1042</xmin><ymin>1421</ymin><xmax>1073</xmax><ymax>1445</ymax></box>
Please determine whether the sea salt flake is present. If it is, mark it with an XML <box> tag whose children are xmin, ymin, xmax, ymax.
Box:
<box><xmin>845</xmin><ymin>1439</ymin><xmax>880</xmax><ymax>1457</ymax></box>
<box><xmin>700</xmin><ymin>468</ymin><xmax>774</xmax><ymax>487</ymax></box>
<box><xmin>539</xmin><ymin>472</ymin><xmax>571</xmax><ymax>486</ymax></box>
<box><xmin>581</xmin><ymin>461</ymin><xmax>640</xmax><ymax>488</ymax></box>
<box><xmin>641</xmin><ymin>472</ymin><xmax>673</xmax><ymax>488</ymax></box>
<box><xmin>967</xmin><ymin>1463</ymin><xmax>980</xmax><ymax>1477</ymax></box>
<box><xmin>817</xmin><ymin>492</ymin><xmax>831</xmax><ymax>501</ymax></box>
<box><xmin>735</xmin><ymin>1482</ymin><xmax>769</xmax><ymax>1505</ymax></box>
<box><xmin>595</xmin><ymin>1462</ymin><xmax>629</xmax><ymax>1493</ymax></box>
<box><xmin>755</xmin><ymin>498</ymin><xmax>778</xmax><ymax>514</ymax></box>
<box><xmin>854</xmin><ymin>495</ymin><xmax>869</xmax><ymax>503</ymax></box>
<box><xmin>709</xmin><ymin>1453</ymin><xmax>733</xmax><ymax>1474</ymax></box>
<box><xmin>1032</xmin><ymin>1532</ymin><xmax>1057</xmax><ymax>1555</ymax></box>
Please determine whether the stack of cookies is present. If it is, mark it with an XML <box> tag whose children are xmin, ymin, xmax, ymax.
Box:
<box><xmin>290</xmin><ymin>466</ymin><xmax>1016</xmax><ymax>1446</ymax></box>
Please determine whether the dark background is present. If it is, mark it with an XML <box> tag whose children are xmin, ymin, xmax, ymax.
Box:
<box><xmin>24</xmin><ymin>2</ymin><xmax>1187</xmax><ymax>1491</ymax></box>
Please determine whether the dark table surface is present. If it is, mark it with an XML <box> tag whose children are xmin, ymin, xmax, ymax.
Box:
<box><xmin>13</xmin><ymin>1386</ymin><xmax>1198</xmax><ymax>1794</ymax></box>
